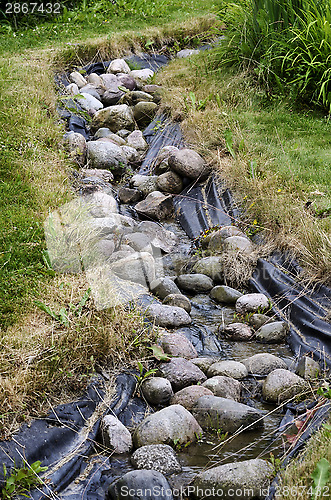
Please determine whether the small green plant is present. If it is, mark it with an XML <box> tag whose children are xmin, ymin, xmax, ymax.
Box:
<box><xmin>2</xmin><ymin>460</ymin><xmax>48</xmax><ymax>499</ymax></box>
<box><xmin>311</xmin><ymin>458</ymin><xmax>330</xmax><ymax>499</ymax></box>
<box><xmin>134</xmin><ymin>361</ymin><xmax>158</xmax><ymax>385</ymax></box>
<box><xmin>317</xmin><ymin>384</ymin><xmax>331</xmax><ymax>399</ymax></box>
<box><xmin>224</xmin><ymin>128</ymin><xmax>236</xmax><ymax>159</ymax></box>
<box><xmin>268</xmin><ymin>452</ymin><xmax>282</xmax><ymax>473</ymax></box>
<box><xmin>34</xmin><ymin>288</ymin><xmax>91</xmax><ymax>327</ymax></box>
<box><xmin>184</xmin><ymin>91</ymin><xmax>212</xmax><ymax>112</ymax></box>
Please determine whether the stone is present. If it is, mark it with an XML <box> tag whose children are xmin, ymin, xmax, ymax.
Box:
<box><xmin>98</xmin><ymin>132</ymin><xmax>126</xmax><ymax>146</ymax></box>
<box><xmin>177</xmin><ymin>48</ymin><xmax>200</xmax><ymax>58</ymax></box>
<box><xmin>88</xmin><ymin>213</ymin><xmax>136</xmax><ymax>236</ymax></box>
<box><xmin>134</xmin><ymin>101</ymin><xmax>158</xmax><ymax>126</ymax></box>
<box><xmin>80</xmin><ymin>84</ymin><xmax>102</xmax><ymax>100</ymax></box>
<box><xmin>296</xmin><ymin>356</ymin><xmax>320</xmax><ymax>380</ymax></box>
<box><xmin>255</xmin><ymin>321</ymin><xmax>288</xmax><ymax>343</ymax></box>
<box><xmin>135</xmin><ymin>191</ymin><xmax>173</xmax><ymax>221</ymax></box>
<box><xmin>242</xmin><ymin>353</ymin><xmax>287</xmax><ymax>376</ymax></box>
<box><xmin>150</xmin><ymin>277</ymin><xmax>181</xmax><ymax>300</ymax></box>
<box><xmin>157</xmin><ymin>171</ymin><xmax>183</xmax><ymax>194</ymax></box>
<box><xmin>94</xmin><ymin>127</ymin><xmax>113</xmax><ymax>140</ymax></box>
<box><xmin>144</xmin><ymin>303</ymin><xmax>191</xmax><ymax>328</ymax></box>
<box><xmin>99</xmin><ymin>73</ymin><xmax>119</xmax><ymax>90</ymax></box>
<box><xmin>87</xmin><ymin>73</ymin><xmax>102</xmax><ymax>86</ymax></box>
<box><xmin>108</xmin><ymin>470</ymin><xmax>173</xmax><ymax>500</ymax></box>
<box><xmin>163</xmin><ymin>294</ymin><xmax>191</xmax><ymax>313</ymax></box>
<box><xmin>130</xmin><ymin>68</ymin><xmax>154</xmax><ymax>86</ymax></box>
<box><xmin>192</xmin><ymin>395</ymin><xmax>264</xmax><ymax>433</ymax></box>
<box><xmin>117</xmin><ymin>73</ymin><xmax>136</xmax><ymax>91</ymax></box>
<box><xmin>102</xmin><ymin>88</ymin><xmax>125</xmax><ymax>106</ymax></box>
<box><xmin>130</xmin><ymin>175</ymin><xmax>159</xmax><ymax>195</ymax></box>
<box><xmin>262</xmin><ymin>369</ymin><xmax>308</xmax><ymax>403</ymax></box>
<box><xmin>133</xmin><ymin>404</ymin><xmax>202</xmax><ymax>447</ymax></box>
<box><xmin>77</xmin><ymin>93</ymin><xmax>103</xmax><ymax>114</ymax></box>
<box><xmin>176</xmin><ymin>274</ymin><xmax>214</xmax><ymax>293</ymax></box>
<box><xmin>160</xmin><ymin>332</ymin><xmax>197</xmax><ymax>359</ymax></box>
<box><xmin>65</xmin><ymin>82</ymin><xmax>79</xmax><ymax>96</ymax></box>
<box><xmin>100</xmin><ymin>415</ymin><xmax>132</xmax><ymax>453</ymax></box>
<box><xmin>108</xmin><ymin>58</ymin><xmax>131</xmax><ymax>74</ymax></box>
<box><xmin>131</xmin><ymin>444</ymin><xmax>181</xmax><ymax>474</ymax></box>
<box><xmin>141</xmin><ymin>377</ymin><xmax>174</xmax><ymax>405</ymax></box>
<box><xmin>191</xmin><ymin>357</ymin><xmax>219</xmax><ymax>374</ymax></box>
<box><xmin>121</xmin><ymin>90</ymin><xmax>154</xmax><ymax>106</ymax></box>
<box><xmin>84</xmin><ymin>191</ymin><xmax>118</xmax><ymax>217</ymax></box>
<box><xmin>91</xmin><ymin>104</ymin><xmax>135</xmax><ymax>133</ymax></box>
<box><xmin>135</xmin><ymin>221</ymin><xmax>178</xmax><ymax>253</ymax></box>
<box><xmin>210</xmin><ymin>285</ymin><xmax>243</xmax><ymax>304</ymax></box>
<box><xmin>208</xmin><ymin>227</ymin><xmax>246</xmax><ymax>253</ymax></box>
<box><xmin>121</xmin><ymin>145</ymin><xmax>140</xmax><ymax>164</ymax></box>
<box><xmin>223</xmin><ymin>235</ymin><xmax>255</xmax><ymax>254</ymax></box>
<box><xmin>125</xmin><ymin>232</ymin><xmax>152</xmax><ymax>253</ymax></box>
<box><xmin>118</xmin><ymin>186</ymin><xmax>141</xmax><ymax>205</ymax></box>
<box><xmin>80</xmin><ymin>168</ymin><xmax>114</xmax><ymax>183</ymax></box>
<box><xmin>235</xmin><ymin>293</ymin><xmax>270</xmax><ymax>315</ymax></box>
<box><xmin>159</xmin><ymin>357</ymin><xmax>207</xmax><ymax>391</ymax></box>
<box><xmin>96</xmin><ymin>239</ymin><xmax>115</xmax><ymax>258</ymax></box>
<box><xmin>169</xmin><ymin>148</ymin><xmax>210</xmax><ymax>180</ymax></box>
<box><xmin>69</xmin><ymin>71</ymin><xmax>87</xmax><ymax>88</ymax></box>
<box><xmin>142</xmin><ymin>84</ymin><xmax>162</xmax><ymax>94</ymax></box>
<box><xmin>170</xmin><ymin>385</ymin><xmax>213</xmax><ymax>410</ymax></box>
<box><xmin>110</xmin><ymin>251</ymin><xmax>155</xmax><ymax>287</ymax></box>
<box><xmin>126</xmin><ymin>130</ymin><xmax>148</xmax><ymax>153</ymax></box>
<box><xmin>117</xmin><ymin>129</ymin><xmax>131</xmax><ymax>139</ymax></box>
<box><xmin>87</xmin><ymin>141</ymin><xmax>127</xmax><ymax>178</ymax></box>
<box><xmin>153</xmin><ymin>146</ymin><xmax>178</xmax><ymax>174</ymax></box>
<box><xmin>249</xmin><ymin>314</ymin><xmax>273</xmax><ymax>329</ymax></box>
<box><xmin>221</xmin><ymin>323</ymin><xmax>254</xmax><ymax>341</ymax></box>
<box><xmin>193</xmin><ymin>256</ymin><xmax>223</xmax><ymax>283</ymax></box>
<box><xmin>202</xmin><ymin>376</ymin><xmax>242</xmax><ymax>402</ymax></box>
<box><xmin>207</xmin><ymin>360</ymin><xmax>248</xmax><ymax>380</ymax></box>
<box><xmin>193</xmin><ymin>459</ymin><xmax>274</xmax><ymax>499</ymax></box>
<box><xmin>63</xmin><ymin>131</ymin><xmax>87</xmax><ymax>167</ymax></box>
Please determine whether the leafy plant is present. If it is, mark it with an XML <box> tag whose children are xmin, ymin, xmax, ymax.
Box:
<box><xmin>135</xmin><ymin>361</ymin><xmax>158</xmax><ymax>385</ymax></box>
<box><xmin>148</xmin><ymin>344</ymin><xmax>171</xmax><ymax>361</ymax></box>
<box><xmin>224</xmin><ymin>128</ymin><xmax>236</xmax><ymax>159</ymax></box>
<box><xmin>34</xmin><ymin>288</ymin><xmax>91</xmax><ymax>327</ymax></box>
<box><xmin>2</xmin><ymin>460</ymin><xmax>48</xmax><ymax>499</ymax></box>
<box><xmin>311</xmin><ymin>458</ymin><xmax>330</xmax><ymax>499</ymax></box>
<box><xmin>184</xmin><ymin>91</ymin><xmax>212</xmax><ymax>112</ymax></box>
<box><xmin>268</xmin><ymin>452</ymin><xmax>282</xmax><ymax>473</ymax></box>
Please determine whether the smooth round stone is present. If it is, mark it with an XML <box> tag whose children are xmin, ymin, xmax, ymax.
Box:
<box><xmin>150</xmin><ymin>277</ymin><xmax>181</xmax><ymax>300</ymax></box>
<box><xmin>160</xmin><ymin>332</ymin><xmax>197</xmax><ymax>359</ymax></box>
<box><xmin>221</xmin><ymin>322</ymin><xmax>254</xmax><ymax>341</ymax></box>
<box><xmin>134</xmin><ymin>101</ymin><xmax>158</xmax><ymax>126</ymax></box>
<box><xmin>255</xmin><ymin>321</ymin><xmax>288</xmax><ymax>343</ymax></box>
<box><xmin>207</xmin><ymin>360</ymin><xmax>248</xmax><ymax>380</ymax></box>
<box><xmin>235</xmin><ymin>293</ymin><xmax>270</xmax><ymax>315</ymax></box>
<box><xmin>156</xmin><ymin>171</ymin><xmax>183</xmax><ymax>194</ymax></box>
<box><xmin>169</xmin><ymin>148</ymin><xmax>210</xmax><ymax>180</ymax></box>
<box><xmin>176</xmin><ymin>273</ymin><xmax>214</xmax><ymax>293</ymax></box>
<box><xmin>193</xmin><ymin>256</ymin><xmax>223</xmax><ymax>283</ymax></box>
<box><xmin>163</xmin><ymin>293</ymin><xmax>191</xmax><ymax>313</ymax></box>
<box><xmin>249</xmin><ymin>313</ymin><xmax>273</xmax><ymax>329</ymax></box>
<box><xmin>210</xmin><ymin>285</ymin><xmax>243</xmax><ymax>304</ymax></box>
<box><xmin>191</xmin><ymin>357</ymin><xmax>220</xmax><ymax>374</ymax></box>
<box><xmin>222</xmin><ymin>235</ymin><xmax>255</xmax><ymax>254</ymax></box>
<box><xmin>159</xmin><ymin>357</ymin><xmax>207</xmax><ymax>391</ymax></box>
<box><xmin>241</xmin><ymin>353</ymin><xmax>287</xmax><ymax>376</ymax></box>
<box><xmin>202</xmin><ymin>376</ymin><xmax>242</xmax><ymax>401</ymax></box>
<box><xmin>262</xmin><ymin>369</ymin><xmax>308</xmax><ymax>403</ymax></box>
<box><xmin>108</xmin><ymin>470</ymin><xmax>173</xmax><ymax>500</ymax></box>
<box><xmin>141</xmin><ymin>377</ymin><xmax>174</xmax><ymax>405</ymax></box>
<box><xmin>170</xmin><ymin>385</ymin><xmax>213</xmax><ymax>410</ymax></box>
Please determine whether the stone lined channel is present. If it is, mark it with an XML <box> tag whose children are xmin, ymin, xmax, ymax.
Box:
<box><xmin>53</xmin><ymin>54</ymin><xmax>323</xmax><ymax>499</ymax></box>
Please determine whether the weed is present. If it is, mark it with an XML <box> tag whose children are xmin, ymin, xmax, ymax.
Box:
<box><xmin>311</xmin><ymin>458</ymin><xmax>330</xmax><ymax>499</ymax></box>
<box><xmin>268</xmin><ymin>452</ymin><xmax>283</xmax><ymax>474</ymax></box>
<box><xmin>1</xmin><ymin>460</ymin><xmax>48</xmax><ymax>499</ymax></box>
<box><xmin>184</xmin><ymin>91</ymin><xmax>212</xmax><ymax>112</ymax></box>
<box><xmin>135</xmin><ymin>361</ymin><xmax>158</xmax><ymax>385</ymax></box>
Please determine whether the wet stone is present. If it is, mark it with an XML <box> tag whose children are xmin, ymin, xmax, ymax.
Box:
<box><xmin>296</xmin><ymin>356</ymin><xmax>320</xmax><ymax>380</ymax></box>
<box><xmin>210</xmin><ymin>285</ymin><xmax>243</xmax><ymax>304</ymax></box>
<box><xmin>150</xmin><ymin>277</ymin><xmax>181</xmax><ymax>300</ymax></box>
<box><xmin>255</xmin><ymin>321</ymin><xmax>288</xmax><ymax>343</ymax></box>
<box><xmin>108</xmin><ymin>470</ymin><xmax>173</xmax><ymax>500</ymax></box>
<box><xmin>249</xmin><ymin>313</ymin><xmax>273</xmax><ymax>329</ymax></box>
<box><xmin>144</xmin><ymin>303</ymin><xmax>191</xmax><ymax>328</ymax></box>
<box><xmin>221</xmin><ymin>322</ymin><xmax>254</xmax><ymax>341</ymax></box>
<box><xmin>176</xmin><ymin>273</ymin><xmax>214</xmax><ymax>293</ymax></box>
<box><xmin>163</xmin><ymin>294</ymin><xmax>191</xmax><ymax>313</ymax></box>
<box><xmin>235</xmin><ymin>293</ymin><xmax>270</xmax><ymax>315</ymax></box>
<box><xmin>191</xmin><ymin>357</ymin><xmax>220</xmax><ymax>374</ymax></box>
<box><xmin>131</xmin><ymin>444</ymin><xmax>182</xmax><ymax>474</ymax></box>
<box><xmin>262</xmin><ymin>368</ymin><xmax>308</xmax><ymax>403</ymax></box>
<box><xmin>193</xmin><ymin>256</ymin><xmax>223</xmax><ymax>283</ymax></box>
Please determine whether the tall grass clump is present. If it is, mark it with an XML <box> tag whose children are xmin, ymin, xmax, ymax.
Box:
<box><xmin>217</xmin><ymin>0</ymin><xmax>331</xmax><ymax>111</ymax></box>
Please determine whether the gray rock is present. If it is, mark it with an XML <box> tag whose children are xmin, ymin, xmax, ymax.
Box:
<box><xmin>87</xmin><ymin>141</ymin><xmax>127</xmax><ymax>177</ymax></box>
<box><xmin>135</xmin><ymin>191</ymin><xmax>173</xmax><ymax>221</ymax></box>
<box><xmin>163</xmin><ymin>294</ymin><xmax>191</xmax><ymax>313</ymax></box>
<box><xmin>150</xmin><ymin>277</ymin><xmax>181</xmax><ymax>300</ymax></box>
<box><xmin>134</xmin><ymin>101</ymin><xmax>158</xmax><ymax>126</ymax></box>
<box><xmin>80</xmin><ymin>168</ymin><xmax>114</xmax><ymax>183</ymax></box>
<box><xmin>242</xmin><ymin>353</ymin><xmax>287</xmax><ymax>376</ymax></box>
<box><xmin>117</xmin><ymin>129</ymin><xmax>132</xmax><ymax>139</ymax></box>
<box><xmin>84</xmin><ymin>191</ymin><xmax>118</xmax><ymax>217</ymax></box>
<box><xmin>192</xmin><ymin>395</ymin><xmax>264</xmax><ymax>433</ymax></box>
<box><xmin>118</xmin><ymin>187</ymin><xmax>141</xmax><ymax>204</ymax></box>
<box><xmin>133</xmin><ymin>404</ymin><xmax>202</xmax><ymax>447</ymax></box>
<box><xmin>96</xmin><ymin>239</ymin><xmax>115</xmax><ymax>258</ymax></box>
<box><xmin>153</xmin><ymin>146</ymin><xmax>179</xmax><ymax>175</ymax></box>
<box><xmin>98</xmin><ymin>132</ymin><xmax>126</xmax><ymax>146</ymax></box>
<box><xmin>108</xmin><ymin>58</ymin><xmax>131</xmax><ymax>74</ymax></box>
<box><xmin>130</xmin><ymin>175</ymin><xmax>159</xmax><ymax>195</ymax></box>
<box><xmin>141</xmin><ymin>377</ymin><xmax>174</xmax><ymax>405</ymax></box>
<box><xmin>117</xmin><ymin>73</ymin><xmax>136</xmax><ymax>91</ymax></box>
<box><xmin>144</xmin><ymin>303</ymin><xmax>191</xmax><ymax>328</ymax></box>
<box><xmin>176</xmin><ymin>273</ymin><xmax>214</xmax><ymax>293</ymax></box>
<box><xmin>87</xmin><ymin>73</ymin><xmax>102</xmax><ymax>86</ymax></box>
<box><xmin>108</xmin><ymin>470</ymin><xmax>173</xmax><ymax>500</ymax></box>
<box><xmin>91</xmin><ymin>104</ymin><xmax>135</xmax><ymax>133</ymax></box>
<box><xmin>193</xmin><ymin>459</ymin><xmax>274</xmax><ymax>499</ymax></box>
<box><xmin>69</xmin><ymin>71</ymin><xmax>87</xmax><ymax>88</ymax></box>
<box><xmin>223</xmin><ymin>235</ymin><xmax>255</xmax><ymax>254</ymax></box>
<box><xmin>99</xmin><ymin>73</ymin><xmax>119</xmax><ymax>89</ymax></box>
<box><xmin>79</xmin><ymin>84</ymin><xmax>102</xmax><ymax>100</ymax></box>
<box><xmin>100</xmin><ymin>415</ymin><xmax>132</xmax><ymax>453</ymax></box>
<box><xmin>65</xmin><ymin>82</ymin><xmax>79</xmax><ymax>96</ymax></box>
<box><xmin>77</xmin><ymin>92</ymin><xmax>103</xmax><ymax>113</ymax></box>
<box><xmin>236</xmin><ymin>293</ymin><xmax>270</xmax><ymax>315</ymax></box>
<box><xmin>126</xmin><ymin>130</ymin><xmax>148</xmax><ymax>153</ymax></box>
<box><xmin>207</xmin><ymin>361</ymin><xmax>248</xmax><ymax>380</ymax></box>
<box><xmin>208</xmin><ymin>227</ymin><xmax>246</xmax><ymax>253</ymax></box>
<box><xmin>262</xmin><ymin>369</ymin><xmax>308</xmax><ymax>403</ymax></box>
<box><xmin>157</xmin><ymin>171</ymin><xmax>183</xmax><ymax>194</ymax></box>
<box><xmin>130</xmin><ymin>68</ymin><xmax>154</xmax><ymax>86</ymax></box>
<box><xmin>88</xmin><ymin>213</ymin><xmax>136</xmax><ymax>236</ymax></box>
<box><xmin>193</xmin><ymin>256</ymin><xmax>223</xmax><ymax>282</ymax></box>
<box><xmin>102</xmin><ymin>88</ymin><xmax>125</xmax><ymax>106</ymax></box>
<box><xmin>136</xmin><ymin>221</ymin><xmax>178</xmax><ymax>253</ymax></box>
<box><xmin>109</xmin><ymin>251</ymin><xmax>155</xmax><ymax>286</ymax></box>
<box><xmin>160</xmin><ymin>332</ymin><xmax>197</xmax><ymax>359</ymax></box>
<box><xmin>142</xmin><ymin>84</ymin><xmax>162</xmax><ymax>94</ymax></box>
<box><xmin>177</xmin><ymin>49</ymin><xmax>200</xmax><ymax>58</ymax></box>
<box><xmin>121</xmin><ymin>90</ymin><xmax>154</xmax><ymax>106</ymax></box>
<box><xmin>121</xmin><ymin>145</ymin><xmax>140</xmax><ymax>163</ymax></box>
<box><xmin>210</xmin><ymin>285</ymin><xmax>243</xmax><ymax>304</ymax></box>
<box><xmin>170</xmin><ymin>385</ymin><xmax>213</xmax><ymax>410</ymax></box>
<box><xmin>63</xmin><ymin>131</ymin><xmax>87</xmax><ymax>167</ymax></box>
<box><xmin>249</xmin><ymin>313</ymin><xmax>273</xmax><ymax>329</ymax></box>
<box><xmin>94</xmin><ymin>127</ymin><xmax>113</xmax><ymax>140</ymax></box>
<box><xmin>159</xmin><ymin>357</ymin><xmax>207</xmax><ymax>391</ymax></box>
<box><xmin>222</xmin><ymin>323</ymin><xmax>254</xmax><ymax>341</ymax></box>
<box><xmin>191</xmin><ymin>357</ymin><xmax>219</xmax><ymax>374</ymax></box>
<box><xmin>131</xmin><ymin>444</ymin><xmax>181</xmax><ymax>474</ymax></box>
<box><xmin>296</xmin><ymin>356</ymin><xmax>320</xmax><ymax>380</ymax></box>
<box><xmin>125</xmin><ymin>232</ymin><xmax>153</xmax><ymax>253</ymax></box>
<box><xmin>255</xmin><ymin>321</ymin><xmax>288</xmax><ymax>343</ymax></box>
<box><xmin>202</xmin><ymin>376</ymin><xmax>242</xmax><ymax>401</ymax></box>
<box><xmin>169</xmin><ymin>148</ymin><xmax>210</xmax><ymax>180</ymax></box>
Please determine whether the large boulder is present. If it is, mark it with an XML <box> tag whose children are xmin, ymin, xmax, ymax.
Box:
<box><xmin>135</xmin><ymin>191</ymin><xmax>173</xmax><ymax>221</ymax></box>
<box><xmin>108</xmin><ymin>470</ymin><xmax>173</xmax><ymax>500</ymax></box>
<box><xmin>193</xmin><ymin>257</ymin><xmax>223</xmax><ymax>283</ymax></box>
<box><xmin>255</xmin><ymin>321</ymin><xmax>288</xmax><ymax>343</ymax></box>
<box><xmin>109</xmin><ymin>251</ymin><xmax>155</xmax><ymax>286</ymax></box>
<box><xmin>170</xmin><ymin>385</ymin><xmax>213</xmax><ymax>410</ymax></box>
<box><xmin>192</xmin><ymin>395</ymin><xmax>264</xmax><ymax>433</ymax></box>
<box><xmin>159</xmin><ymin>357</ymin><xmax>207</xmax><ymax>391</ymax></box>
<box><xmin>262</xmin><ymin>369</ymin><xmax>308</xmax><ymax>403</ymax></box>
<box><xmin>160</xmin><ymin>331</ymin><xmax>198</xmax><ymax>359</ymax></box>
<box><xmin>210</xmin><ymin>285</ymin><xmax>243</xmax><ymax>304</ymax></box>
<box><xmin>131</xmin><ymin>444</ymin><xmax>181</xmax><ymax>474</ymax></box>
<box><xmin>235</xmin><ymin>293</ymin><xmax>270</xmax><ymax>315</ymax></box>
<box><xmin>91</xmin><ymin>104</ymin><xmax>135</xmax><ymax>133</ymax></box>
<box><xmin>202</xmin><ymin>376</ymin><xmax>242</xmax><ymax>402</ymax></box>
<box><xmin>141</xmin><ymin>377</ymin><xmax>174</xmax><ymax>405</ymax></box>
<box><xmin>169</xmin><ymin>148</ymin><xmax>210</xmax><ymax>180</ymax></box>
<box><xmin>241</xmin><ymin>353</ymin><xmax>287</xmax><ymax>376</ymax></box>
<box><xmin>176</xmin><ymin>273</ymin><xmax>214</xmax><ymax>293</ymax></box>
<box><xmin>87</xmin><ymin>141</ymin><xmax>127</xmax><ymax>177</ymax></box>
<box><xmin>133</xmin><ymin>404</ymin><xmax>202</xmax><ymax>447</ymax></box>
<box><xmin>144</xmin><ymin>303</ymin><xmax>191</xmax><ymax>328</ymax></box>
<box><xmin>193</xmin><ymin>459</ymin><xmax>274</xmax><ymax>499</ymax></box>
<box><xmin>100</xmin><ymin>415</ymin><xmax>132</xmax><ymax>453</ymax></box>
<box><xmin>207</xmin><ymin>360</ymin><xmax>248</xmax><ymax>380</ymax></box>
